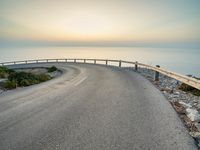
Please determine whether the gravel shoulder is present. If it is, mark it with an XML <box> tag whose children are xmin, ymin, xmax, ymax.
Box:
<box><xmin>135</xmin><ymin>67</ymin><xmax>200</xmax><ymax>147</ymax></box>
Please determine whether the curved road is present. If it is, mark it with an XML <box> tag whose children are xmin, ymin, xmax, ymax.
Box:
<box><xmin>0</xmin><ymin>63</ymin><xmax>197</xmax><ymax>150</ymax></box>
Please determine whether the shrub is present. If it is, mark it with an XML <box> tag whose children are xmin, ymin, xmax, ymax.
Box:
<box><xmin>37</xmin><ymin>74</ymin><xmax>51</xmax><ymax>82</ymax></box>
<box><xmin>7</xmin><ymin>69</ymin><xmax>15</xmax><ymax>74</ymax></box>
<box><xmin>179</xmin><ymin>83</ymin><xmax>200</xmax><ymax>96</ymax></box>
<box><xmin>0</xmin><ymin>67</ymin><xmax>52</xmax><ymax>89</ymax></box>
<box><xmin>0</xmin><ymin>72</ymin><xmax>7</xmax><ymax>78</ymax></box>
<box><xmin>0</xmin><ymin>66</ymin><xmax>9</xmax><ymax>72</ymax></box>
<box><xmin>3</xmin><ymin>80</ymin><xmax>17</xmax><ymax>89</ymax></box>
<box><xmin>0</xmin><ymin>66</ymin><xmax>14</xmax><ymax>78</ymax></box>
<box><xmin>7</xmin><ymin>71</ymin><xmax>51</xmax><ymax>87</ymax></box>
<box><xmin>48</xmin><ymin>66</ymin><xmax>57</xmax><ymax>72</ymax></box>
<box><xmin>8</xmin><ymin>72</ymin><xmax>35</xmax><ymax>83</ymax></box>
<box><xmin>20</xmin><ymin>79</ymin><xmax>30</xmax><ymax>86</ymax></box>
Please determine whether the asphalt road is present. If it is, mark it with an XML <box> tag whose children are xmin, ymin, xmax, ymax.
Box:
<box><xmin>0</xmin><ymin>63</ymin><xmax>197</xmax><ymax>150</ymax></box>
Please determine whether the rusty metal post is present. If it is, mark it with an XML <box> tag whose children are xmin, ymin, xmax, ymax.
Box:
<box><xmin>155</xmin><ymin>65</ymin><xmax>160</xmax><ymax>81</ymax></box>
<box><xmin>135</xmin><ymin>61</ymin><xmax>138</xmax><ymax>71</ymax></box>
<box><xmin>119</xmin><ymin>60</ymin><xmax>121</xmax><ymax>67</ymax></box>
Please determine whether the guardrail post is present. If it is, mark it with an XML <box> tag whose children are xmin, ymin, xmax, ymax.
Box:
<box><xmin>135</xmin><ymin>61</ymin><xmax>138</xmax><ymax>71</ymax></box>
<box><xmin>74</xmin><ymin>59</ymin><xmax>76</xmax><ymax>63</ymax></box>
<box><xmin>119</xmin><ymin>60</ymin><xmax>121</xmax><ymax>67</ymax></box>
<box><xmin>106</xmin><ymin>60</ymin><xmax>108</xmax><ymax>65</ymax></box>
<box><xmin>46</xmin><ymin>59</ymin><xmax>48</xmax><ymax>63</ymax></box>
<box><xmin>26</xmin><ymin>61</ymin><xmax>27</xmax><ymax>64</ymax></box>
<box><xmin>36</xmin><ymin>60</ymin><xmax>38</xmax><ymax>63</ymax></box>
<box><xmin>155</xmin><ymin>65</ymin><xmax>160</xmax><ymax>81</ymax></box>
<box><xmin>94</xmin><ymin>60</ymin><xmax>96</xmax><ymax>64</ymax></box>
<box><xmin>84</xmin><ymin>59</ymin><xmax>86</xmax><ymax>63</ymax></box>
<box><xmin>65</xmin><ymin>59</ymin><xmax>67</xmax><ymax>62</ymax></box>
<box><xmin>14</xmin><ymin>62</ymin><xmax>16</xmax><ymax>64</ymax></box>
<box><xmin>56</xmin><ymin>59</ymin><xmax>58</xmax><ymax>62</ymax></box>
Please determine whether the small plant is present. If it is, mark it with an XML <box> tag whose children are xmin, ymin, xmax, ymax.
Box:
<box><xmin>0</xmin><ymin>72</ymin><xmax>7</xmax><ymax>78</ymax></box>
<box><xmin>0</xmin><ymin>66</ymin><xmax>9</xmax><ymax>73</ymax></box>
<box><xmin>3</xmin><ymin>80</ymin><xmax>17</xmax><ymax>89</ymax></box>
<box><xmin>20</xmin><ymin>79</ymin><xmax>30</xmax><ymax>86</ymax></box>
<box><xmin>48</xmin><ymin>66</ymin><xmax>57</xmax><ymax>73</ymax></box>
<box><xmin>0</xmin><ymin>66</ymin><xmax>14</xmax><ymax>78</ymax></box>
<box><xmin>179</xmin><ymin>83</ymin><xmax>200</xmax><ymax>96</ymax></box>
<box><xmin>37</xmin><ymin>74</ymin><xmax>51</xmax><ymax>82</ymax></box>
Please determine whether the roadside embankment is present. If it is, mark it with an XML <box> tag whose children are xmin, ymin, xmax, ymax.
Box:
<box><xmin>0</xmin><ymin>66</ymin><xmax>61</xmax><ymax>93</ymax></box>
<box><xmin>136</xmin><ymin>67</ymin><xmax>200</xmax><ymax>147</ymax></box>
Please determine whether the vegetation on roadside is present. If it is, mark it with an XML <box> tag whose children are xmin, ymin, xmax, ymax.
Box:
<box><xmin>0</xmin><ymin>66</ymin><xmax>58</xmax><ymax>90</ymax></box>
<box><xmin>3</xmin><ymin>80</ymin><xmax>17</xmax><ymax>89</ymax></box>
<box><xmin>0</xmin><ymin>66</ymin><xmax>14</xmax><ymax>78</ymax></box>
<box><xmin>179</xmin><ymin>78</ymin><xmax>200</xmax><ymax>96</ymax></box>
<box><xmin>3</xmin><ymin>71</ymin><xmax>51</xmax><ymax>89</ymax></box>
<box><xmin>48</xmin><ymin>66</ymin><xmax>57</xmax><ymax>73</ymax></box>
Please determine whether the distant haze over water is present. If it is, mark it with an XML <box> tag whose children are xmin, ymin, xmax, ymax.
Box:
<box><xmin>0</xmin><ymin>46</ymin><xmax>199</xmax><ymax>76</ymax></box>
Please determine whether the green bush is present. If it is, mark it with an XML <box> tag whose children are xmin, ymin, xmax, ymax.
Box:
<box><xmin>48</xmin><ymin>66</ymin><xmax>57</xmax><ymax>73</ymax></box>
<box><xmin>7</xmin><ymin>71</ymin><xmax>51</xmax><ymax>87</ymax></box>
<box><xmin>0</xmin><ymin>66</ymin><xmax>14</xmax><ymax>78</ymax></box>
<box><xmin>37</xmin><ymin>74</ymin><xmax>51</xmax><ymax>82</ymax></box>
<box><xmin>0</xmin><ymin>66</ymin><xmax>9</xmax><ymax>72</ymax></box>
<box><xmin>179</xmin><ymin>83</ymin><xmax>200</xmax><ymax>96</ymax></box>
<box><xmin>8</xmin><ymin>72</ymin><xmax>36</xmax><ymax>83</ymax></box>
<box><xmin>20</xmin><ymin>79</ymin><xmax>30</xmax><ymax>86</ymax></box>
<box><xmin>0</xmin><ymin>72</ymin><xmax>7</xmax><ymax>78</ymax></box>
<box><xmin>3</xmin><ymin>80</ymin><xmax>17</xmax><ymax>89</ymax></box>
<box><xmin>0</xmin><ymin>66</ymin><xmax>52</xmax><ymax>89</ymax></box>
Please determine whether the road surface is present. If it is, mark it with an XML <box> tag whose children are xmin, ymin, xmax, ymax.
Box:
<box><xmin>0</xmin><ymin>63</ymin><xmax>197</xmax><ymax>150</ymax></box>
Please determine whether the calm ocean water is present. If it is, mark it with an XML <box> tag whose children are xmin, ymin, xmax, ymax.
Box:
<box><xmin>0</xmin><ymin>46</ymin><xmax>199</xmax><ymax>76</ymax></box>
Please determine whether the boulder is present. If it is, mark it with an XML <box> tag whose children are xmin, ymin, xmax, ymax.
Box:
<box><xmin>186</xmin><ymin>108</ymin><xmax>200</xmax><ymax>122</ymax></box>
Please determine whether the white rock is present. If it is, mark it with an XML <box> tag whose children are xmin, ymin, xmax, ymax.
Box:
<box><xmin>186</xmin><ymin>108</ymin><xmax>200</xmax><ymax>122</ymax></box>
<box><xmin>174</xmin><ymin>91</ymin><xmax>180</xmax><ymax>95</ymax></box>
<box><xmin>189</xmin><ymin>131</ymin><xmax>200</xmax><ymax>138</ymax></box>
<box><xmin>179</xmin><ymin>101</ymin><xmax>192</xmax><ymax>109</ymax></box>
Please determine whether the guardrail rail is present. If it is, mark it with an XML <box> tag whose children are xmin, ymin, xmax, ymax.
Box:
<box><xmin>0</xmin><ymin>58</ymin><xmax>200</xmax><ymax>90</ymax></box>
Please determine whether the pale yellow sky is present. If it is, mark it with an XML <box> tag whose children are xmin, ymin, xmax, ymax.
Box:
<box><xmin>0</xmin><ymin>0</ymin><xmax>199</xmax><ymax>44</ymax></box>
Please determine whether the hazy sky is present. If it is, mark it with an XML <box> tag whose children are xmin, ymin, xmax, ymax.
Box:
<box><xmin>0</xmin><ymin>0</ymin><xmax>199</xmax><ymax>46</ymax></box>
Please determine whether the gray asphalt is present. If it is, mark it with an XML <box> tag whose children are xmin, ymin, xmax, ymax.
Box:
<box><xmin>0</xmin><ymin>63</ymin><xmax>197</xmax><ymax>150</ymax></box>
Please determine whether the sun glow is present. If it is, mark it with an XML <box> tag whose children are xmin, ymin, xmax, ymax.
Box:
<box><xmin>0</xmin><ymin>0</ymin><xmax>199</xmax><ymax>43</ymax></box>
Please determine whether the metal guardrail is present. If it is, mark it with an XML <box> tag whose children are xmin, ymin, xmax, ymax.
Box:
<box><xmin>0</xmin><ymin>58</ymin><xmax>200</xmax><ymax>90</ymax></box>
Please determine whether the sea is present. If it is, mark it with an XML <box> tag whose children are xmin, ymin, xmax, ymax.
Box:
<box><xmin>0</xmin><ymin>46</ymin><xmax>199</xmax><ymax>76</ymax></box>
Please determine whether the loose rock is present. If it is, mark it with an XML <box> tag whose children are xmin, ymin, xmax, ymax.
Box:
<box><xmin>134</xmin><ymin>67</ymin><xmax>200</xmax><ymax>148</ymax></box>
